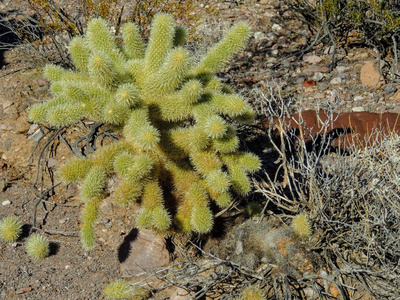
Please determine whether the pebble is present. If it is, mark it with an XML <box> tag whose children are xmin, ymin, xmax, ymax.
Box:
<box><xmin>324</xmin><ymin>46</ymin><xmax>335</xmax><ymax>55</ymax></box>
<box><xmin>47</xmin><ymin>157</ymin><xmax>58</xmax><ymax>168</ymax></box>
<box><xmin>313</xmin><ymin>72</ymin><xmax>324</xmax><ymax>82</ymax></box>
<box><xmin>335</xmin><ymin>66</ymin><xmax>349</xmax><ymax>73</ymax></box>
<box><xmin>354</xmin><ymin>96</ymin><xmax>364</xmax><ymax>101</ymax></box>
<box><xmin>352</xmin><ymin>106</ymin><xmax>365</xmax><ymax>112</ymax></box>
<box><xmin>384</xmin><ymin>83</ymin><xmax>397</xmax><ymax>94</ymax></box>
<box><xmin>2</xmin><ymin>200</ymin><xmax>11</xmax><ymax>206</ymax></box>
<box><xmin>254</xmin><ymin>31</ymin><xmax>266</xmax><ymax>40</ymax></box>
<box><xmin>59</xmin><ymin>218</ymin><xmax>69</xmax><ymax>224</ymax></box>
<box><xmin>303</xmin><ymin>54</ymin><xmax>322</xmax><ymax>64</ymax></box>
<box><xmin>271</xmin><ymin>23</ymin><xmax>282</xmax><ymax>33</ymax></box>
<box><xmin>28</xmin><ymin>128</ymin><xmax>44</xmax><ymax>142</ymax></box>
<box><xmin>330</xmin><ymin>77</ymin><xmax>342</xmax><ymax>85</ymax></box>
<box><xmin>2</xmin><ymin>100</ymin><xmax>13</xmax><ymax>110</ymax></box>
<box><xmin>27</xmin><ymin>124</ymin><xmax>39</xmax><ymax>135</ymax></box>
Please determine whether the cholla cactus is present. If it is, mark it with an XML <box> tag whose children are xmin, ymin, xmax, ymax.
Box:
<box><xmin>0</xmin><ymin>215</ymin><xmax>22</xmax><ymax>242</ymax></box>
<box><xmin>291</xmin><ymin>213</ymin><xmax>312</xmax><ymax>239</ymax></box>
<box><xmin>28</xmin><ymin>14</ymin><xmax>260</xmax><ymax>249</ymax></box>
<box><xmin>241</xmin><ymin>284</ymin><xmax>265</xmax><ymax>300</ymax></box>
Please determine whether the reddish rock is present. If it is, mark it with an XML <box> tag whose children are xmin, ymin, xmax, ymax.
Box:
<box><xmin>360</xmin><ymin>60</ymin><xmax>384</xmax><ymax>88</ymax></box>
<box><xmin>266</xmin><ymin>110</ymin><xmax>400</xmax><ymax>151</ymax></box>
<box><xmin>120</xmin><ymin>228</ymin><xmax>170</xmax><ymax>277</ymax></box>
<box><xmin>301</xmin><ymin>80</ymin><xmax>316</xmax><ymax>88</ymax></box>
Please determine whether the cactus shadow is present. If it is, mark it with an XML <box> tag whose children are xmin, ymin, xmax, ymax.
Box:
<box><xmin>49</xmin><ymin>242</ymin><xmax>60</xmax><ymax>256</ymax></box>
<box><xmin>20</xmin><ymin>224</ymin><xmax>32</xmax><ymax>239</ymax></box>
<box><xmin>117</xmin><ymin>228</ymin><xmax>139</xmax><ymax>263</ymax></box>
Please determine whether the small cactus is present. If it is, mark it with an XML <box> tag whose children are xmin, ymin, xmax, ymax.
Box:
<box><xmin>26</xmin><ymin>234</ymin><xmax>50</xmax><ymax>259</ymax></box>
<box><xmin>104</xmin><ymin>280</ymin><xmax>149</xmax><ymax>300</ymax></box>
<box><xmin>0</xmin><ymin>215</ymin><xmax>22</xmax><ymax>242</ymax></box>
<box><xmin>291</xmin><ymin>213</ymin><xmax>312</xmax><ymax>239</ymax></box>
<box><xmin>241</xmin><ymin>284</ymin><xmax>265</xmax><ymax>300</ymax></box>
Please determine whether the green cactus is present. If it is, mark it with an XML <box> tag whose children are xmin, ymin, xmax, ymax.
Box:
<box><xmin>26</xmin><ymin>234</ymin><xmax>50</xmax><ymax>259</ymax></box>
<box><xmin>240</xmin><ymin>284</ymin><xmax>266</xmax><ymax>300</ymax></box>
<box><xmin>0</xmin><ymin>215</ymin><xmax>22</xmax><ymax>242</ymax></box>
<box><xmin>28</xmin><ymin>14</ymin><xmax>260</xmax><ymax>249</ymax></box>
<box><xmin>103</xmin><ymin>280</ymin><xmax>149</xmax><ymax>300</ymax></box>
<box><xmin>291</xmin><ymin>213</ymin><xmax>312</xmax><ymax>239</ymax></box>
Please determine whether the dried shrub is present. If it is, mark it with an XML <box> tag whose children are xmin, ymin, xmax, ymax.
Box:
<box><xmin>255</xmin><ymin>90</ymin><xmax>400</xmax><ymax>298</ymax></box>
<box><xmin>284</xmin><ymin>0</ymin><xmax>400</xmax><ymax>75</ymax></box>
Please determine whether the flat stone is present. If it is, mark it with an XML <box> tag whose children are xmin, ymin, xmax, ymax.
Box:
<box><xmin>28</xmin><ymin>128</ymin><xmax>44</xmax><ymax>142</ymax></box>
<box><xmin>271</xmin><ymin>23</ymin><xmax>282</xmax><ymax>33</ymax></box>
<box><xmin>47</xmin><ymin>157</ymin><xmax>58</xmax><ymax>168</ymax></box>
<box><xmin>313</xmin><ymin>72</ymin><xmax>324</xmax><ymax>82</ymax></box>
<box><xmin>352</xmin><ymin>106</ymin><xmax>365</xmax><ymax>112</ymax></box>
<box><xmin>170</xmin><ymin>287</ymin><xmax>192</xmax><ymax>300</ymax></box>
<box><xmin>354</xmin><ymin>96</ymin><xmax>364</xmax><ymax>101</ymax></box>
<box><xmin>303</xmin><ymin>54</ymin><xmax>322</xmax><ymax>64</ymax></box>
<box><xmin>120</xmin><ymin>228</ymin><xmax>170</xmax><ymax>277</ymax></box>
<box><xmin>2</xmin><ymin>100</ymin><xmax>13</xmax><ymax>110</ymax></box>
<box><xmin>330</xmin><ymin>77</ymin><xmax>342</xmax><ymax>85</ymax></box>
<box><xmin>27</xmin><ymin>124</ymin><xmax>39</xmax><ymax>135</ymax></box>
<box><xmin>360</xmin><ymin>61</ymin><xmax>384</xmax><ymax>88</ymax></box>
<box><xmin>254</xmin><ymin>31</ymin><xmax>266</xmax><ymax>40</ymax></box>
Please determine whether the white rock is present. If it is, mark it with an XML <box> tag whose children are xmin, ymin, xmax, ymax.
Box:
<box><xmin>2</xmin><ymin>200</ymin><xmax>11</xmax><ymax>206</ymax></box>
<box><xmin>352</xmin><ymin>106</ymin><xmax>365</xmax><ymax>112</ymax></box>
<box><xmin>303</xmin><ymin>54</ymin><xmax>322</xmax><ymax>64</ymax></box>
<box><xmin>330</xmin><ymin>77</ymin><xmax>342</xmax><ymax>84</ymax></box>
<box><xmin>28</xmin><ymin>129</ymin><xmax>44</xmax><ymax>142</ymax></box>
<box><xmin>354</xmin><ymin>96</ymin><xmax>364</xmax><ymax>101</ymax></box>
<box><xmin>254</xmin><ymin>31</ymin><xmax>266</xmax><ymax>40</ymax></box>
<box><xmin>324</xmin><ymin>46</ymin><xmax>335</xmax><ymax>55</ymax></box>
<box><xmin>313</xmin><ymin>72</ymin><xmax>324</xmax><ymax>82</ymax></box>
<box><xmin>335</xmin><ymin>66</ymin><xmax>349</xmax><ymax>73</ymax></box>
<box><xmin>271</xmin><ymin>23</ymin><xmax>282</xmax><ymax>32</ymax></box>
<box><xmin>27</xmin><ymin>124</ymin><xmax>39</xmax><ymax>135</ymax></box>
<box><xmin>2</xmin><ymin>100</ymin><xmax>13</xmax><ymax>110</ymax></box>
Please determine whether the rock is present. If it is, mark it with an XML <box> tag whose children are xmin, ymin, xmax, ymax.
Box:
<box><xmin>360</xmin><ymin>61</ymin><xmax>384</xmax><ymax>88</ymax></box>
<box><xmin>352</xmin><ymin>106</ymin><xmax>365</xmax><ymax>112</ymax></box>
<box><xmin>384</xmin><ymin>83</ymin><xmax>397</xmax><ymax>94</ymax></box>
<box><xmin>271</xmin><ymin>23</ymin><xmax>283</xmax><ymax>33</ymax></box>
<box><xmin>303</xmin><ymin>54</ymin><xmax>322</xmax><ymax>64</ymax></box>
<box><xmin>2</xmin><ymin>200</ymin><xmax>11</xmax><ymax>206</ymax></box>
<box><xmin>170</xmin><ymin>287</ymin><xmax>192</xmax><ymax>300</ymax></box>
<box><xmin>335</xmin><ymin>66</ymin><xmax>349</xmax><ymax>73</ymax></box>
<box><xmin>313</xmin><ymin>72</ymin><xmax>324</xmax><ymax>82</ymax></box>
<box><xmin>15</xmin><ymin>113</ymin><xmax>30</xmax><ymax>133</ymax></box>
<box><xmin>324</xmin><ymin>46</ymin><xmax>335</xmax><ymax>55</ymax></box>
<box><xmin>330</xmin><ymin>77</ymin><xmax>342</xmax><ymax>85</ymax></box>
<box><xmin>301</xmin><ymin>80</ymin><xmax>316</xmax><ymax>88</ymax></box>
<box><xmin>254</xmin><ymin>31</ymin><xmax>266</xmax><ymax>40</ymax></box>
<box><xmin>354</xmin><ymin>95</ymin><xmax>364</xmax><ymax>101</ymax></box>
<box><xmin>120</xmin><ymin>228</ymin><xmax>170</xmax><ymax>277</ymax></box>
<box><xmin>2</xmin><ymin>100</ymin><xmax>13</xmax><ymax>110</ymax></box>
<box><xmin>0</xmin><ymin>123</ymin><xmax>13</xmax><ymax>131</ymax></box>
<box><xmin>27</xmin><ymin>124</ymin><xmax>39</xmax><ymax>135</ymax></box>
<box><xmin>28</xmin><ymin>128</ymin><xmax>44</xmax><ymax>142</ymax></box>
<box><xmin>47</xmin><ymin>157</ymin><xmax>58</xmax><ymax>168</ymax></box>
<box><xmin>302</xmin><ymin>65</ymin><xmax>330</xmax><ymax>74</ymax></box>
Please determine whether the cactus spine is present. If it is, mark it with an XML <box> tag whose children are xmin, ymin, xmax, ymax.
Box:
<box><xmin>28</xmin><ymin>14</ymin><xmax>261</xmax><ymax>249</ymax></box>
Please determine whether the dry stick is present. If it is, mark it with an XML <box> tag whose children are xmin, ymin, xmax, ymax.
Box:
<box><xmin>73</xmin><ymin>122</ymin><xmax>103</xmax><ymax>156</ymax></box>
<box><xmin>32</xmin><ymin>127</ymin><xmax>64</xmax><ymax>186</ymax></box>
<box><xmin>32</xmin><ymin>181</ymin><xmax>62</xmax><ymax>229</ymax></box>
